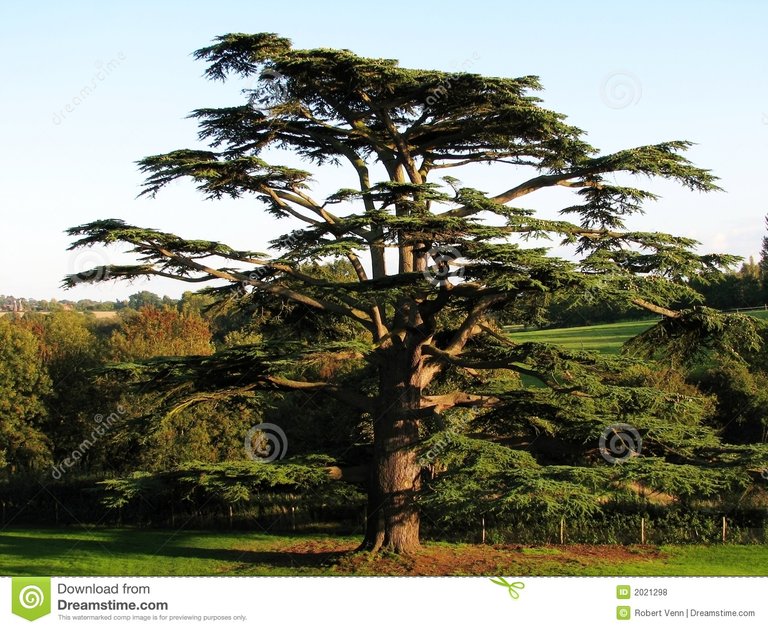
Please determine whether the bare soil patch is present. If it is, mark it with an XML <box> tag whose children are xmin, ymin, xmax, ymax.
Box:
<box><xmin>279</xmin><ymin>540</ymin><xmax>666</xmax><ymax>575</ymax></box>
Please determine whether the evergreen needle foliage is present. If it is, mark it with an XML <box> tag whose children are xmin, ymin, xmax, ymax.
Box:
<box><xmin>65</xmin><ymin>33</ymin><xmax>767</xmax><ymax>553</ymax></box>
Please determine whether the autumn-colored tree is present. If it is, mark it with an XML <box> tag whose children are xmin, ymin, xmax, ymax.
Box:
<box><xmin>109</xmin><ymin>306</ymin><xmax>214</xmax><ymax>361</ymax></box>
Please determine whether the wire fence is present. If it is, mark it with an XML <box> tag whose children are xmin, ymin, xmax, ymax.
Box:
<box><xmin>463</xmin><ymin>518</ymin><xmax>768</xmax><ymax>546</ymax></box>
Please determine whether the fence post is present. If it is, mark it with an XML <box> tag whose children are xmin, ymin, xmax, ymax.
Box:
<box><xmin>722</xmin><ymin>516</ymin><xmax>727</xmax><ymax>543</ymax></box>
<box><xmin>481</xmin><ymin>516</ymin><xmax>486</xmax><ymax>544</ymax></box>
<box><xmin>560</xmin><ymin>517</ymin><xmax>565</xmax><ymax>544</ymax></box>
<box><xmin>641</xmin><ymin>517</ymin><xmax>646</xmax><ymax>545</ymax></box>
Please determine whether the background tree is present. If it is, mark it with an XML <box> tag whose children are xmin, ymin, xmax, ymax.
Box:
<box><xmin>692</xmin><ymin>215</ymin><xmax>768</xmax><ymax>310</ymax></box>
<box><xmin>126</xmin><ymin>291</ymin><xmax>164</xmax><ymax>310</ymax></box>
<box><xmin>65</xmin><ymin>33</ymin><xmax>765</xmax><ymax>553</ymax></box>
<box><xmin>759</xmin><ymin>213</ymin><xmax>768</xmax><ymax>302</ymax></box>
<box><xmin>18</xmin><ymin>311</ymin><xmax>108</xmax><ymax>464</ymax></box>
<box><xmin>0</xmin><ymin>317</ymin><xmax>52</xmax><ymax>474</ymax></box>
<box><xmin>760</xmin><ymin>214</ymin><xmax>768</xmax><ymax>276</ymax></box>
<box><xmin>109</xmin><ymin>306</ymin><xmax>214</xmax><ymax>361</ymax></box>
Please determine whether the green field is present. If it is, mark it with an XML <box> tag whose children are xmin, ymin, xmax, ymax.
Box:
<box><xmin>507</xmin><ymin>309</ymin><xmax>768</xmax><ymax>355</ymax></box>
<box><xmin>507</xmin><ymin>319</ymin><xmax>657</xmax><ymax>354</ymax></box>
<box><xmin>1</xmin><ymin>528</ymin><xmax>767</xmax><ymax>576</ymax></box>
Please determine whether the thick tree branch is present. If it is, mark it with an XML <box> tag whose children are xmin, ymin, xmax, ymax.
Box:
<box><xmin>149</xmin><ymin>244</ymin><xmax>375</xmax><ymax>329</ymax></box>
<box><xmin>631</xmin><ymin>298</ymin><xmax>681</xmax><ymax>319</ymax></box>
<box><xmin>421</xmin><ymin>391</ymin><xmax>500</xmax><ymax>413</ymax></box>
<box><xmin>265</xmin><ymin>375</ymin><xmax>373</xmax><ymax>411</ymax></box>
<box><xmin>422</xmin><ymin>344</ymin><xmax>565</xmax><ymax>390</ymax></box>
<box><xmin>443</xmin><ymin>171</ymin><xmax>588</xmax><ymax>218</ymax></box>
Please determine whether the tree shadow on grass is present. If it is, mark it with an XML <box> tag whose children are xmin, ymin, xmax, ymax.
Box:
<box><xmin>0</xmin><ymin>529</ymin><xmax>352</xmax><ymax>575</ymax></box>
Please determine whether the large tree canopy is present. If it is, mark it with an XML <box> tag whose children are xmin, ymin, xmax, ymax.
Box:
<box><xmin>65</xmin><ymin>33</ymin><xmax>766</xmax><ymax>553</ymax></box>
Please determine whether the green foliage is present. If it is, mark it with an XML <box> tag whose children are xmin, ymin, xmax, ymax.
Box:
<box><xmin>99</xmin><ymin>459</ymin><xmax>365</xmax><ymax>522</ymax></box>
<box><xmin>126</xmin><ymin>291</ymin><xmax>164</xmax><ymax>310</ymax></box>
<box><xmin>421</xmin><ymin>436</ymin><xmax>606</xmax><ymax>526</ymax></box>
<box><xmin>0</xmin><ymin>317</ymin><xmax>52</xmax><ymax>473</ymax></box>
<box><xmin>624</xmin><ymin>308</ymin><xmax>764</xmax><ymax>365</ymax></box>
<box><xmin>29</xmin><ymin>311</ymin><xmax>111</xmax><ymax>463</ymax></box>
<box><xmin>697</xmin><ymin>359</ymin><xmax>768</xmax><ymax>443</ymax></box>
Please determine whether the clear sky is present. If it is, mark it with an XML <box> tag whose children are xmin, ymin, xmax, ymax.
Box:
<box><xmin>1</xmin><ymin>0</ymin><xmax>766</xmax><ymax>300</ymax></box>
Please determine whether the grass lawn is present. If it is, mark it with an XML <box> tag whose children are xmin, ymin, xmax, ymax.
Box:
<box><xmin>1</xmin><ymin>528</ymin><xmax>767</xmax><ymax>576</ymax></box>
<box><xmin>507</xmin><ymin>320</ymin><xmax>657</xmax><ymax>355</ymax></box>
<box><xmin>506</xmin><ymin>308</ymin><xmax>768</xmax><ymax>355</ymax></box>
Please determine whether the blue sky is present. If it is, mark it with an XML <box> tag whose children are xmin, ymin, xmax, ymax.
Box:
<box><xmin>1</xmin><ymin>0</ymin><xmax>766</xmax><ymax>300</ymax></box>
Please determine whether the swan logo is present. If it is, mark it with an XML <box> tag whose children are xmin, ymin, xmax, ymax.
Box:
<box><xmin>12</xmin><ymin>577</ymin><xmax>51</xmax><ymax>621</ymax></box>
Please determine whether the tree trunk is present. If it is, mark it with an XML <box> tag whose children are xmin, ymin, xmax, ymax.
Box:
<box><xmin>359</xmin><ymin>345</ymin><xmax>423</xmax><ymax>554</ymax></box>
<box><xmin>358</xmin><ymin>460</ymin><xmax>385</xmax><ymax>551</ymax></box>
